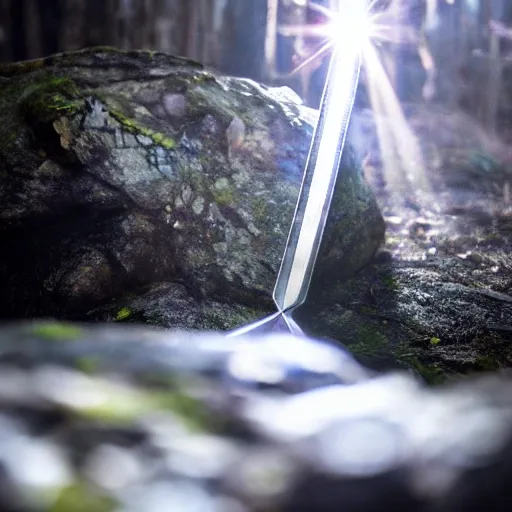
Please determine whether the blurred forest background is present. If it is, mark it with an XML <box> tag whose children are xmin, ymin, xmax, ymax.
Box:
<box><xmin>1</xmin><ymin>0</ymin><xmax>512</xmax><ymax>135</ymax></box>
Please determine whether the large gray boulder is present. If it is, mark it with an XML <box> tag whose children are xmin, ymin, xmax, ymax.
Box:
<box><xmin>0</xmin><ymin>47</ymin><xmax>384</xmax><ymax>327</ymax></box>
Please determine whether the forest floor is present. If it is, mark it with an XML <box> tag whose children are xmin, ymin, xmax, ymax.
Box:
<box><xmin>298</xmin><ymin>104</ymin><xmax>512</xmax><ymax>383</ymax></box>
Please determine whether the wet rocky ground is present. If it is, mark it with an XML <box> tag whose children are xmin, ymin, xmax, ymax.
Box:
<box><xmin>296</xmin><ymin>105</ymin><xmax>512</xmax><ymax>381</ymax></box>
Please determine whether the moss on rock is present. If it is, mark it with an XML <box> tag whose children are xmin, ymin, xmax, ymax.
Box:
<box><xmin>18</xmin><ymin>74</ymin><xmax>83</xmax><ymax>123</ymax></box>
<box><xmin>107</xmin><ymin>108</ymin><xmax>176</xmax><ymax>149</ymax></box>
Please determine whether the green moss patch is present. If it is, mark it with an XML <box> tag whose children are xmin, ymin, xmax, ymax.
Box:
<box><xmin>51</xmin><ymin>483</ymin><xmax>116</xmax><ymax>512</ymax></box>
<box><xmin>75</xmin><ymin>356</ymin><xmax>101</xmax><ymax>375</ymax></box>
<box><xmin>404</xmin><ymin>357</ymin><xmax>447</xmax><ymax>385</ymax></box>
<box><xmin>30</xmin><ymin>322</ymin><xmax>82</xmax><ymax>341</ymax></box>
<box><xmin>114</xmin><ymin>307</ymin><xmax>132</xmax><ymax>322</ymax></box>
<box><xmin>18</xmin><ymin>75</ymin><xmax>83</xmax><ymax>124</ymax></box>
<box><xmin>108</xmin><ymin>109</ymin><xmax>176</xmax><ymax>149</ymax></box>
<box><xmin>72</xmin><ymin>379</ymin><xmax>208</xmax><ymax>432</ymax></box>
<box><xmin>212</xmin><ymin>186</ymin><xmax>236</xmax><ymax>206</ymax></box>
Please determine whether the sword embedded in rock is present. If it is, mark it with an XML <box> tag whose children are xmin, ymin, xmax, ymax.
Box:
<box><xmin>228</xmin><ymin>4</ymin><xmax>362</xmax><ymax>338</ymax></box>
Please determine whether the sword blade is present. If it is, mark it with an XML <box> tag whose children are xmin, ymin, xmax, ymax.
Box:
<box><xmin>228</xmin><ymin>1</ymin><xmax>363</xmax><ymax>338</ymax></box>
<box><xmin>273</xmin><ymin>42</ymin><xmax>361</xmax><ymax>312</ymax></box>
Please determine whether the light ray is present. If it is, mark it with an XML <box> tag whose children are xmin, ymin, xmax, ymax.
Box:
<box><xmin>277</xmin><ymin>0</ymin><xmax>434</xmax><ymax>207</ymax></box>
<box><xmin>279</xmin><ymin>41</ymin><xmax>332</xmax><ymax>78</ymax></box>
<box><xmin>364</xmin><ymin>40</ymin><xmax>431</xmax><ymax>202</ymax></box>
<box><xmin>307</xmin><ymin>1</ymin><xmax>336</xmax><ymax>19</ymax></box>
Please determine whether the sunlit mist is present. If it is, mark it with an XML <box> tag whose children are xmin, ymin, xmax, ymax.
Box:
<box><xmin>277</xmin><ymin>0</ymin><xmax>434</xmax><ymax>207</ymax></box>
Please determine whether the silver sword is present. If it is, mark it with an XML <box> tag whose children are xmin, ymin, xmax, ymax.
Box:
<box><xmin>228</xmin><ymin>2</ymin><xmax>362</xmax><ymax>338</ymax></box>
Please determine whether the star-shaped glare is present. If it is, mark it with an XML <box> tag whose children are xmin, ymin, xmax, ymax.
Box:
<box><xmin>277</xmin><ymin>0</ymin><xmax>434</xmax><ymax>210</ymax></box>
<box><xmin>278</xmin><ymin>0</ymin><xmax>420</xmax><ymax>78</ymax></box>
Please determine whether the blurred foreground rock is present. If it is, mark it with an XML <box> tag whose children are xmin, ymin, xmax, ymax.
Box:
<box><xmin>0</xmin><ymin>322</ymin><xmax>511</xmax><ymax>512</ymax></box>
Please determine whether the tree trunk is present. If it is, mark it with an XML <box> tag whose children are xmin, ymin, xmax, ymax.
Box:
<box><xmin>221</xmin><ymin>0</ymin><xmax>268</xmax><ymax>81</ymax></box>
<box><xmin>0</xmin><ymin>0</ymin><xmax>258</xmax><ymax>75</ymax></box>
<box><xmin>61</xmin><ymin>0</ymin><xmax>87</xmax><ymax>52</ymax></box>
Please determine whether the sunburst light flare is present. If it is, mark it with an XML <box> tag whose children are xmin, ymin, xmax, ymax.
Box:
<box><xmin>277</xmin><ymin>0</ymin><xmax>433</xmax><ymax>208</ymax></box>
